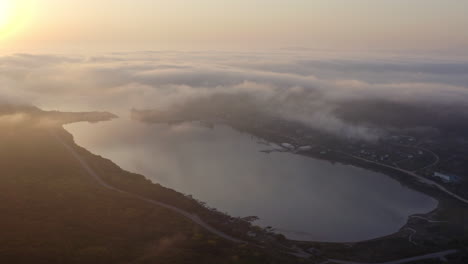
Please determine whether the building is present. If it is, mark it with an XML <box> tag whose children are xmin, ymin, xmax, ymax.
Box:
<box><xmin>297</xmin><ymin>145</ymin><xmax>312</xmax><ymax>152</ymax></box>
<box><xmin>433</xmin><ymin>172</ymin><xmax>461</xmax><ymax>183</ymax></box>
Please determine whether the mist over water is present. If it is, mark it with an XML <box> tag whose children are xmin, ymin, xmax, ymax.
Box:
<box><xmin>66</xmin><ymin>118</ymin><xmax>437</xmax><ymax>242</ymax></box>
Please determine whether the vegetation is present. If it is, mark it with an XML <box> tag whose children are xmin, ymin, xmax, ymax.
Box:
<box><xmin>0</xmin><ymin>106</ymin><xmax>300</xmax><ymax>264</ymax></box>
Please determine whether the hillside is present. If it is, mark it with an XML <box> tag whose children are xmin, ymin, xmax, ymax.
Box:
<box><xmin>0</xmin><ymin>106</ymin><xmax>299</xmax><ymax>264</ymax></box>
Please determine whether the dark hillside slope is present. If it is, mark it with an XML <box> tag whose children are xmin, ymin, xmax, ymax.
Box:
<box><xmin>0</xmin><ymin>107</ymin><xmax>296</xmax><ymax>264</ymax></box>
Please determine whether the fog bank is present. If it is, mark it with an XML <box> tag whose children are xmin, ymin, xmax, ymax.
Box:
<box><xmin>1</xmin><ymin>51</ymin><xmax>468</xmax><ymax>140</ymax></box>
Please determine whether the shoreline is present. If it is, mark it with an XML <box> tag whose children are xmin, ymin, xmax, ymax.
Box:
<box><xmin>63</xmin><ymin>117</ymin><xmax>468</xmax><ymax>262</ymax></box>
<box><xmin>64</xmin><ymin>119</ymin><xmax>444</xmax><ymax>246</ymax></box>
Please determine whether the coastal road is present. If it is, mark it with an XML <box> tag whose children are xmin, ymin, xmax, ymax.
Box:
<box><xmin>325</xmin><ymin>249</ymin><xmax>458</xmax><ymax>264</ymax></box>
<box><xmin>338</xmin><ymin>151</ymin><xmax>468</xmax><ymax>205</ymax></box>
<box><xmin>50</xmin><ymin>130</ymin><xmax>247</xmax><ymax>244</ymax></box>
<box><xmin>51</xmin><ymin>129</ymin><xmax>463</xmax><ymax>262</ymax></box>
<box><xmin>409</xmin><ymin>215</ymin><xmax>447</xmax><ymax>223</ymax></box>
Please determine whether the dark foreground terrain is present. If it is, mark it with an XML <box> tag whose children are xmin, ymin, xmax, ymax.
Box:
<box><xmin>0</xmin><ymin>105</ymin><xmax>301</xmax><ymax>264</ymax></box>
<box><xmin>2</xmin><ymin>104</ymin><xmax>467</xmax><ymax>264</ymax></box>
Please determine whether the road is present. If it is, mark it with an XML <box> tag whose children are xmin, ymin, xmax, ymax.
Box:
<box><xmin>391</xmin><ymin>143</ymin><xmax>440</xmax><ymax>172</ymax></box>
<box><xmin>325</xmin><ymin>249</ymin><xmax>458</xmax><ymax>264</ymax></box>
<box><xmin>409</xmin><ymin>215</ymin><xmax>447</xmax><ymax>223</ymax></box>
<box><xmin>404</xmin><ymin>227</ymin><xmax>417</xmax><ymax>245</ymax></box>
<box><xmin>50</xmin><ymin>130</ymin><xmax>247</xmax><ymax>244</ymax></box>
<box><xmin>415</xmin><ymin>146</ymin><xmax>440</xmax><ymax>172</ymax></box>
<box><xmin>52</xmin><ymin>129</ymin><xmax>463</xmax><ymax>262</ymax></box>
<box><xmin>338</xmin><ymin>151</ymin><xmax>468</xmax><ymax>205</ymax></box>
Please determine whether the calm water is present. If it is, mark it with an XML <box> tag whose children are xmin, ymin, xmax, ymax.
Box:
<box><xmin>65</xmin><ymin>118</ymin><xmax>437</xmax><ymax>242</ymax></box>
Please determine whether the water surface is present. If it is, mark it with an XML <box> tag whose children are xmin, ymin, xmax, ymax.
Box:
<box><xmin>65</xmin><ymin>118</ymin><xmax>437</xmax><ymax>242</ymax></box>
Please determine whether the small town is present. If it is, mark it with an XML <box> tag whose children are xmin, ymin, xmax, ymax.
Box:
<box><xmin>138</xmin><ymin>106</ymin><xmax>468</xmax><ymax>202</ymax></box>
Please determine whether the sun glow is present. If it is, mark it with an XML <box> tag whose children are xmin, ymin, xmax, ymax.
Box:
<box><xmin>0</xmin><ymin>1</ymin><xmax>13</xmax><ymax>30</ymax></box>
<box><xmin>0</xmin><ymin>0</ymin><xmax>30</xmax><ymax>38</ymax></box>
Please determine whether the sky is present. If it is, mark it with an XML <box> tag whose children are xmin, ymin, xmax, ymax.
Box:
<box><xmin>1</xmin><ymin>1</ymin><xmax>468</xmax><ymax>141</ymax></box>
<box><xmin>0</xmin><ymin>0</ymin><xmax>468</xmax><ymax>53</ymax></box>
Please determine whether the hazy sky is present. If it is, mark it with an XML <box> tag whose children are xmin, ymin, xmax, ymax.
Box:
<box><xmin>1</xmin><ymin>0</ymin><xmax>468</xmax><ymax>52</ymax></box>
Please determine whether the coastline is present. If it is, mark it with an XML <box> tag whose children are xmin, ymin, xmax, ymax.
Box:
<box><xmin>63</xmin><ymin>116</ymin><xmax>468</xmax><ymax>262</ymax></box>
<box><xmin>65</xmin><ymin>119</ymin><xmax>446</xmax><ymax>245</ymax></box>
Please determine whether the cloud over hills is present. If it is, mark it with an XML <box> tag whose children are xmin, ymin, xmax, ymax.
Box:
<box><xmin>1</xmin><ymin>51</ymin><xmax>468</xmax><ymax>141</ymax></box>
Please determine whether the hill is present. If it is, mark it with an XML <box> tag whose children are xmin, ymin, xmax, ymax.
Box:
<box><xmin>0</xmin><ymin>105</ymin><xmax>299</xmax><ymax>264</ymax></box>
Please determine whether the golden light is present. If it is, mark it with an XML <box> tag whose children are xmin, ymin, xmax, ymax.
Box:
<box><xmin>0</xmin><ymin>1</ymin><xmax>13</xmax><ymax>30</ymax></box>
<box><xmin>0</xmin><ymin>0</ymin><xmax>30</xmax><ymax>37</ymax></box>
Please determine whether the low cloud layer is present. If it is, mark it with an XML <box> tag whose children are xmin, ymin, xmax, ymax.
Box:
<box><xmin>1</xmin><ymin>51</ymin><xmax>468</xmax><ymax>141</ymax></box>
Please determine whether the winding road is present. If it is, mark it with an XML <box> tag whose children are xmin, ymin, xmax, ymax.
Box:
<box><xmin>337</xmin><ymin>151</ymin><xmax>468</xmax><ymax>205</ymax></box>
<box><xmin>404</xmin><ymin>227</ymin><xmax>417</xmax><ymax>245</ymax></box>
<box><xmin>50</xmin><ymin>130</ymin><xmax>247</xmax><ymax>244</ymax></box>
<box><xmin>51</xmin><ymin>129</ymin><xmax>462</xmax><ymax>263</ymax></box>
<box><xmin>409</xmin><ymin>215</ymin><xmax>447</xmax><ymax>223</ymax></box>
